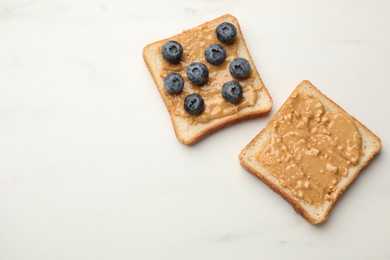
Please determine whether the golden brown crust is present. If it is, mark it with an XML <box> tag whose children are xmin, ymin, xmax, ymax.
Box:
<box><xmin>143</xmin><ymin>14</ymin><xmax>272</xmax><ymax>145</ymax></box>
<box><xmin>239</xmin><ymin>80</ymin><xmax>382</xmax><ymax>224</ymax></box>
<box><xmin>240</xmin><ymin>151</ymin><xmax>319</xmax><ymax>224</ymax></box>
<box><xmin>176</xmin><ymin>110</ymin><xmax>272</xmax><ymax>145</ymax></box>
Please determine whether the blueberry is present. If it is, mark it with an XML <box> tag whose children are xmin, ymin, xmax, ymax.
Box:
<box><xmin>161</xmin><ymin>41</ymin><xmax>183</xmax><ymax>63</ymax></box>
<box><xmin>216</xmin><ymin>22</ymin><xmax>237</xmax><ymax>43</ymax></box>
<box><xmin>184</xmin><ymin>93</ymin><xmax>204</xmax><ymax>115</ymax></box>
<box><xmin>204</xmin><ymin>44</ymin><xmax>227</xmax><ymax>65</ymax></box>
<box><xmin>222</xmin><ymin>81</ymin><xmax>243</xmax><ymax>103</ymax></box>
<box><xmin>163</xmin><ymin>73</ymin><xmax>184</xmax><ymax>94</ymax></box>
<box><xmin>229</xmin><ymin>58</ymin><xmax>251</xmax><ymax>78</ymax></box>
<box><xmin>186</xmin><ymin>62</ymin><xmax>209</xmax><ymax>86</ymax></box>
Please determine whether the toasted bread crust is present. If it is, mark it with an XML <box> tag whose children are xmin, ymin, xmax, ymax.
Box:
<box><xmin>239</xmin><ymin>80</ymin><xmax>382</xmax><ymax>224</ymax></box>
<box><xmin>176</xmin><ymin>109</ymin><xmax>272</xmax><ymax>145</ymax></box>
<box><xmin>143</xmin><ymin>14</ymin><xmax>272</xmax><ymax>145</ymax></box>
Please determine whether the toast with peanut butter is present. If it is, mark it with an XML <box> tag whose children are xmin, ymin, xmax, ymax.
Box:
<box><xmin>239</xmin><ymin>80</ymin><xmax>381</xmax><ymax>224</ymax></box>
<box><xmin>143</xmin><ymin>14</ymin><xmax>272</xmax><ymax>145</ymax></box>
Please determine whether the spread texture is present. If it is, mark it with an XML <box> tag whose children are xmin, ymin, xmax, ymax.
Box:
<box><xmin>159</xmin><ymin>21</ymin><xmax>261</xmax><ymax>124</ymax></box>
<box><xmin>256</xmin><ymin>91</ymin><xmax>362</xmax><ymax>206</ymax></box>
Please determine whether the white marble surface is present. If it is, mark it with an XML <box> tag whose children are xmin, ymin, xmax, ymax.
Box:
<box><xmin>0</xmin><ymin>0</ymin><xmax>389</xmax><ymax>259</ymax></box>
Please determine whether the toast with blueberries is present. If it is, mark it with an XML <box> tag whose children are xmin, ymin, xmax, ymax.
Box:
<box><xmin>143</xmin><ymin>14</ymin><xmax>272</xmax><ymax>145</ymax></box>
<box><xmin>239</xmin><ymin>80</ymin><xmax>382</xmax><ymax>224</ymax></box>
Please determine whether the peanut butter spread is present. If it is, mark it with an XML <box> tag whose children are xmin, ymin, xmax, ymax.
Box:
<box><xmin>159</xmin><ymin>21</ymin><xmax>261</xmax><ymax>124</ymax></box>
<box><xmin>256</xmin><ymin>91</ymin><xmax>362</xmax><ymax>206</ymax></box>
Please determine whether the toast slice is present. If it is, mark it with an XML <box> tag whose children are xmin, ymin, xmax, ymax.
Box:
<box><xmin>143</xmin><ymin>14</ymin><xmax>272</xmax><ymax>145</ymax></box>
<box><xmin>239</xmin><ymin>80</ymin><xmax>381</xmax><ymax>224</ymax></box>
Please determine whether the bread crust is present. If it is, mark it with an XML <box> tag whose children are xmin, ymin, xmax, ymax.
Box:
<box><xmin>143</xmin><ymin>14</ymin><xmax>272</xmax><ymax>145</ymax></box>
<box><xmin>239</xmin><ymin>80</ymin><xmax>382</xmax><ymax>224</ymax></box>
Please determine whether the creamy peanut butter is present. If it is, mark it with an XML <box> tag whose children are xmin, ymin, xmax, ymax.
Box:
<box><xmin>159</xmin><ymin>22</ymin><xmax>261</xmax><ymax>124</ymax></box>
<box><xmin>256</xmin><ymin>91</ymin><xmax>362</xmax><ymax>206</ymax></box>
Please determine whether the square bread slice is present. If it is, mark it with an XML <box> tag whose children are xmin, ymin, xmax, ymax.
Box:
<box><xmin>239</xmin><ymin>80</ymin><xmax>382</xmax><ymax>224</ymax></box>
<box><xmin>143</xmin><ymin>14</ymin><xmax>272</xmax><ymax>145</ymax></box>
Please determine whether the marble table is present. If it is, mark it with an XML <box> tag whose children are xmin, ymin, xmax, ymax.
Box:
<box><xmin>0</xmin><ymin>0</ymin><xmax>389</xmax><ymax>259</ymax></box>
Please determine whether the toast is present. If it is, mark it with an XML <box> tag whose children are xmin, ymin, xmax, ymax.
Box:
<box><xmin>239</xmin><ymin>80</ymin><xmax>382</xmax><ymax>224</ymax></box>
<box><xmin>143</xmin><ymin>14</ymin><xmax>272</xmax><ymax>145</ymax></box>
